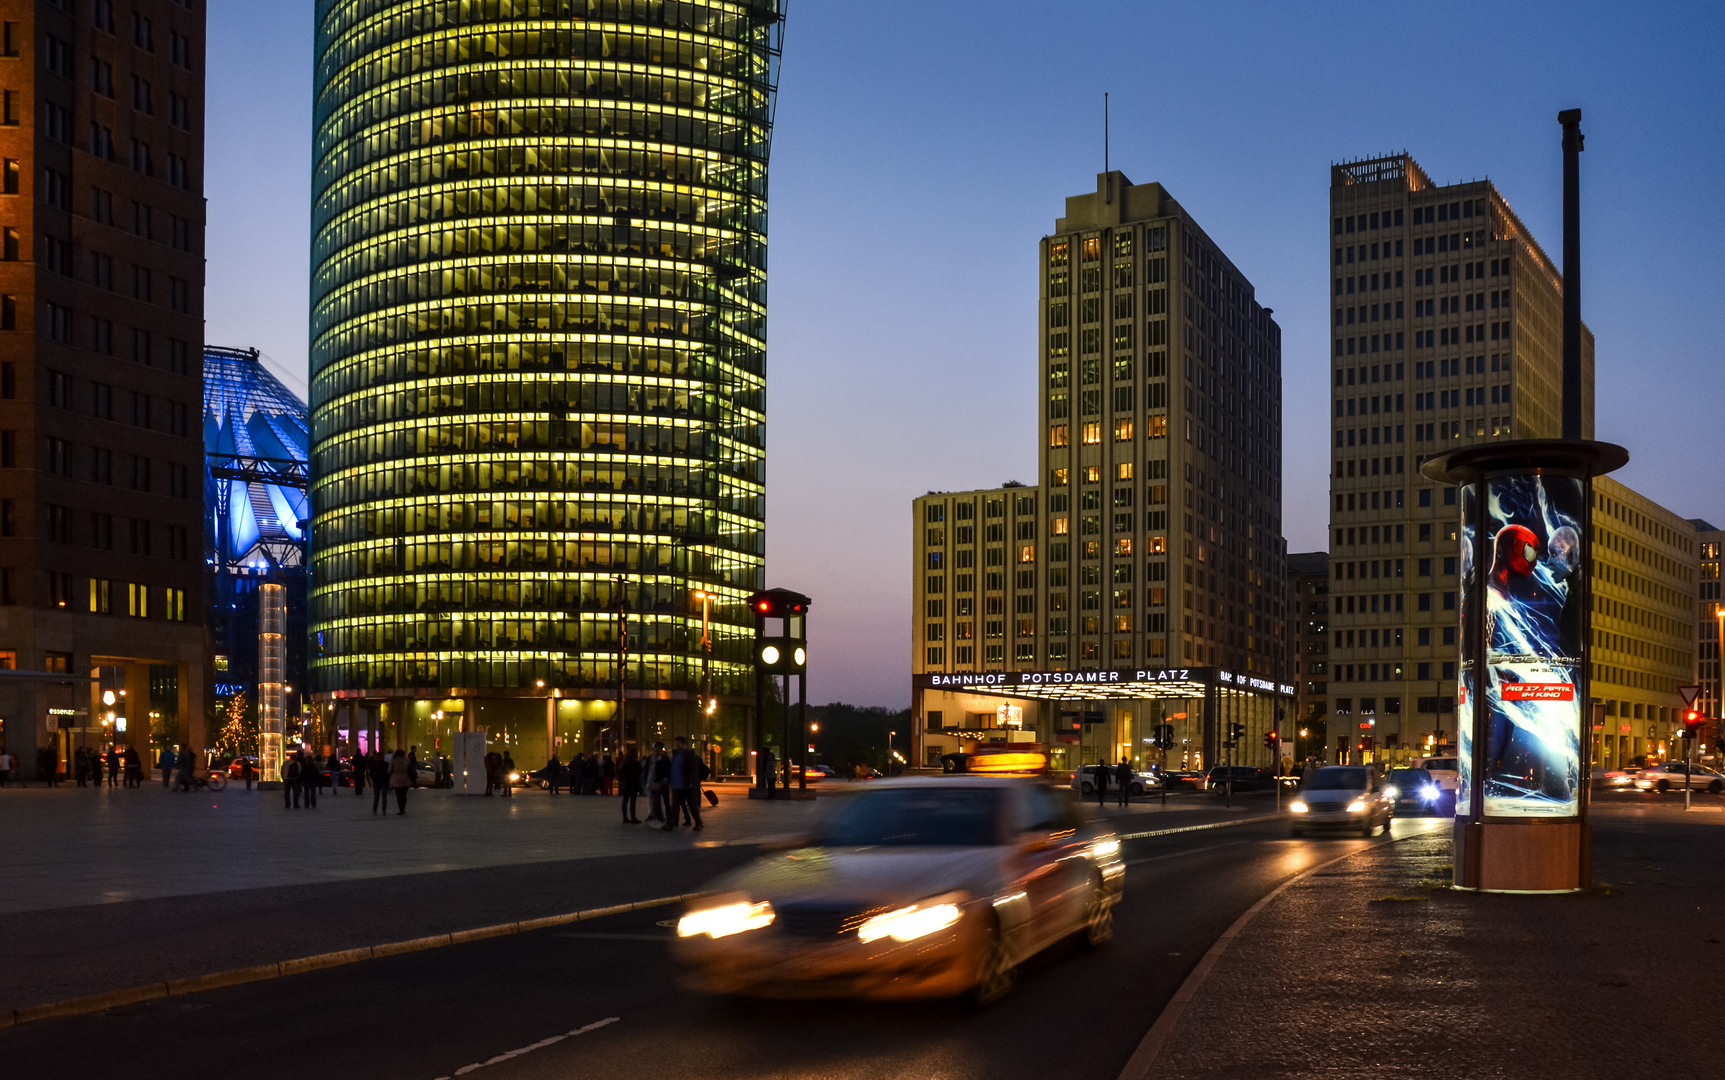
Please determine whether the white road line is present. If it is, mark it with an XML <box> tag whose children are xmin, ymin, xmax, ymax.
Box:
<box><xmin>435</xmin><ymin>1016</ymin><xmax>620</xmax><ymax>1079</ymax></box>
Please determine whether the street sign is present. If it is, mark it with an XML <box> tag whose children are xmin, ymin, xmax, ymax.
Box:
<box><xmin>1678</xmin><ymin>685</ymin><xmax>1702</xmax><ymax>706</ymax></box>
<box><xmin>45</xmin><ymin>715</ymin><xmax>57</xmax><ymax>732</ymax></box>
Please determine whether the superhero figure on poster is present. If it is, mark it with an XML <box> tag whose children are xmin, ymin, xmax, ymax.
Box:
<box><xmin>1479</xmin><ymin>475</ymin><xmax>1585</xmax><ymax>812</ymax></box>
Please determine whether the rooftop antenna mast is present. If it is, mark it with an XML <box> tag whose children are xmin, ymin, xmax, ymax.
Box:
<box><xmin>1104</xmin><ymin>92</ymin><xmax>1109</xmax><ymax>173</ymax></box>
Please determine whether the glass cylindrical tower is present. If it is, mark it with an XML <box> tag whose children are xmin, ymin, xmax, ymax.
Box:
<box><xmin>309</xmin><ymin>0</ymin><xmax>782</xmax><ymax>764</ymax></box>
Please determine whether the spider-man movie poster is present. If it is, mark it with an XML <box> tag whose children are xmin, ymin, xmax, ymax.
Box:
<box><xmin>1472</xmin><ymin>473</ymin><xmax>1587</xmax><ymax>817</ymax></box>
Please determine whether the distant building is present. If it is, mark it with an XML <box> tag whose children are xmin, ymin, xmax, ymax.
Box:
<box><xmin>1694</xmin><ymin>519</ymin><xmax>1723</xmax><ymax>761</ymax></box>
<box><xmin>1327</xmin><ymin>152</ymin><xmax>1594</xmax><ymax>763</ymax></box>
<box><xmin>203</xmin><ymin>346</ymin><xmax>307</xmax><ymax>738</ymax></box>
<box><xmin>1586</xmin><ymin>477</ymin><xmax>1698</xmax><ymax>767</ymax></box>
<box><xmin>1286</xmin><ymin>552</ymin><xmax>1330</xmax><ymax>762</ymax></box>
<box><xmin>912</xmin><ymin>173</ymin><xmax>1291</xmax><ymax>774</ymax></box>
<box><xmin>0</xmin><ymin>0</ymin><xmax>207</xmax><ymax>776</ymax></box>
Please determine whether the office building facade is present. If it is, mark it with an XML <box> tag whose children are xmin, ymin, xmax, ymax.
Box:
<box><xmin>0</xmin><ymin>0</ymin><xmax>206</xmax><ymax>776</ymax></box>
<box><xmin>1695</xmin><ymin>520</ymin><xmax>1723</xmax><ymax>761</ymax></box>
<box><xmin>1327</xmin><ymin>152</ymin><xmax>1595</xmax><ymax>762</ymax></box>
<box><xmin>1587</xmin><ymin>476</ymin><xmax>1696</xmax><ymax>767</ymax></box>
<box><xmin>308</xmin><ymin>1</ymin><xmax>784</xmax><ymax>771</ymax></box>
<box><xmin>912</xmin><ymin>174</ymin><xmax>1291</xmax><ymax>773</ymax></box>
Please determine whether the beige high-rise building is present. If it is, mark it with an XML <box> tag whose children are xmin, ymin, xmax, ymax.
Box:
<box><xmin>910</xmin><ymin>173</ymin><xmax>1291</xmax><ymax>773</ymax></box>
<box><xmin>1039</xmin><ymin>172</ymin><xmax>1287</xmax><ymax>678</ymax></box>
<box><xmin>1328</xmin><ymin>153</ymin><xmax>1594</xmax><ymax>761</ymax></box>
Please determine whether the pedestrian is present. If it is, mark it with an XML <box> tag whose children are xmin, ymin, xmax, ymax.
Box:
<box><xmin>600</xmin><ymin>752</ymin><xmax>615</xmax><ymax>796</ymax></box>
<box><xmin>242</xmin><ymin>755</ymin><xmax>255</xmax><ymax>791</ymax></box>
<box><xmin>1093</xmin><ymin>762</ymin><xmax>1108</xmax><ymax>807</ymax></box>
<box><xmin>644</xmin><ymin>742</ymin><xmax>669</xmax><ymax>823</ymax></box>
<box><xmin>301</xmin><ymin>752</ymin><xmax>321</xmax><ymax>809</ymax></box>
<box><xmin>105</xmin><ymin>746</ymin><xmax>119</xmax><ymax>788</ymax></box>
<box><xmin>483</xmin><ymin>749</ymin><xmax>500</xmax><ymax>796</ymax></box>
<box><xmin>124</xmin><ymin>745</ymin><xmax>142</xmax><ymax>788</ymax></box>
<box><xmin>0</xmin><ymin>748</ymin><xmax>13</xmax><ymax>787</ymax></box>
<box><xmin>759</xmin><ymin>747</ymin><xmax>776</xmax><ymax>799</ymax></box>
<box><xmin>177</xmin><ymin>746</ymin><xmax>198</xmax><ymax>792</ymax></box>
<box><xmin>389</xmin><ymin>748</ymin><xmax>412</xmax><ymax>815</ymax></box>
<box><xmin>285</xmin><ymin>750</ymin><xmax>303</xmax><ymax>808</ymax></box>
<box><xmin>664</xmin><ymin>736</ymin><xmax>703</xmax><ymax>831</ymax></box>
<box><xmin>37</xmin><ymin>746</ymin><xmax>58</xmax><ymax>787</ymax></box>
<box><xmin>567</xmin><ymin>752</ymin><xmax>584</xmax><ymax>795</ymax></box>
<box><xmin>158</xmin><ymin>745</ymin><xmax>176</xmax><ymax>788</ymax></box>
<box><xmin>370</xmin><ymin>751</ymin><xmax>391</xmax><ymax>816</ymax></box>
<box><xmin>543</xmin><ymin>753</ymin><xmax>564</xmax><ymax>795</ymax></box>
<box><xmin>1117</xmin><ymin>759</ymin><xmax>1134</xmax><ymax>808</ymax></box>
<box><xmin>501</xmin><ymin>751</ymin><xmax>515</xmax><ymax>798</ymax></box>
<box><xmin>352</xmin><ymin>749</ymin><xmax>366</xmax><ymax>796</ymax></box>
<box><xmin>618</xmin><ymin>747</ymin><xmax>642</xmax><ymax>823</ymax></box>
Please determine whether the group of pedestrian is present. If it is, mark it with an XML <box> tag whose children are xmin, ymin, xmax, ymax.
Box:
<box><xmin>1092</xmin><ymin>759</ymin><xmax>1137</xmax><ymax>807</ymax></box>
<box><xmin>483</xmin><ymin>749</ymin><xmax>516</xmax><ymax>796</ymax></box>
<box><xmin>67</xmin><ymin>745</ymin><xmax>145</xmax><ymax>788</ymax></box>
<box><xmin>531</xmin><ymin>751</ymin><xmax>619</xmax><ymax>796</ymax></box>
<box><xmin>639</xmin><ymin>737</ymin><xmax>706</xmax><ymax>830</ymax></box>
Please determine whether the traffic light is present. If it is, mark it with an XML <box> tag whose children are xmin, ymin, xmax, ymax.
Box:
<box><xmin>1264</xmin><ymin>730</ymin><xmax>1279</xmax><ymax>750</ymax></box>
<box><xmin>756</xmin><ymin>640</ymin><xmax>807</xmax><ymax>672</ymax></box>
<box><xmin>753</xmin><ymin>593</ymin><xmax>808</xmax><ymax>619</ymax></box>
<box><xmin>1228</xmin><ymin>723</ymin><xmax>1246</xmax><ymax>740</ymax></box>
<box><xmin>1684</xmin><ymin>709</ymin><xmax>1703</xmax><ymax>735</ymax></box>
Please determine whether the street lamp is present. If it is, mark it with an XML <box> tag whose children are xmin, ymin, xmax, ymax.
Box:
<box><xmin>695</xmin><ymin>590</ymin><xmax>715</xmax><ymax>772</ymax></box>
<box><xmin>888</xmin><ymin>730</ymin><xmax>895</xmax><ymax>775</ymax></box>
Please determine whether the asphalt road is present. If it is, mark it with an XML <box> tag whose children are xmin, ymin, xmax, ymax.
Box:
<box><xmin>0</xmin><ymin>808</ymin><xmax>1440</xmax><ymax>1079</ymax></box>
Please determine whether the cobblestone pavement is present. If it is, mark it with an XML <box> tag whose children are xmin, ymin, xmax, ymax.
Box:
<box><xmin>1146</xmin><ymin>799</ymin><xmax>1725</xmax><ymax>1079</ymax></box>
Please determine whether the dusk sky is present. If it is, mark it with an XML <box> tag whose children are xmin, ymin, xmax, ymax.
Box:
<box><xmin>209</xmin><ymin>2</ymin><xmax>1725</xmax><ymax>708</ymax></box>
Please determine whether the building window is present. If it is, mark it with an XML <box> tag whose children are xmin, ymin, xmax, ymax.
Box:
<box><xmin>127</xmin><ymin>582</ymin><xmax>149</xmax><ymax>618</ymax></box>
<box><xmin>1081</xmin><ymin>422</ymin><xmax>1101</xmax><ymax>445</ymax></box>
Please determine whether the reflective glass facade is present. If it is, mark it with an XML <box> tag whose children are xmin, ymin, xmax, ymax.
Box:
<box><xmin>309</xmin><ymin>0</ymin><xmax>782</xmax><ymax>707</ymax></box>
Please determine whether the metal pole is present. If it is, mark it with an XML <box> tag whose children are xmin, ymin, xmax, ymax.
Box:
<box><xmin>1559</xmin><ymin>108</ymin><xmax>1584</xmax><ymax>441</ymax></box>
<box><xmin>797</xmin><ymin>670</ymin><xmax>807</xmax><ymax>791</ymax></box>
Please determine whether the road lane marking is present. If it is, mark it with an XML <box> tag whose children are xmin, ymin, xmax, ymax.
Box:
<box><xmin>437</xmin><ymin>1016</ymin><xmax>620</xmax><ymax>1079</ymax></box>
<box><xmin>1117</xmin><ymin>812</ymin><xmax>1284</xmax><ymax>841</ymax></box>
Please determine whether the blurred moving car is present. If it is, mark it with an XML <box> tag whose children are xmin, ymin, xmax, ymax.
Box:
<box><xmin>1162</xmin><ymin>770</ymin><xmax>1206</xmax><ymax>791</ymax></box>
<box><xmin>1634</xmin><ymin>762</ymin><xmax>1725</xmax><ymax>793</ymax></box>
<box><xmin>1290</xmin><ymin>766</ymin><xmax>1393</xmax><ymax>836</ymax></box>
<box><xmin>1204</xmin><ymin>765</ymin><xmax>1272</xmax><ymax>794</ymax></box>
<box><xmin>674</xmin><ymin>778</ymin><xmax>1124</xmax><ymax>1004</ymax></box>
<box><xmin>1384</xmin><ymin>767</ymin><xmax>1444</xmax><ymax>816</ymax></box>
<box><xmin>1600</xmin><ymin>766</ymin><xmax>1644</xmax><ymax>790</ymax></box>
<box><xmin>1069</xmin><ymin>764</ymin><xmax>1162</xmax><ymax>797</ymax></box>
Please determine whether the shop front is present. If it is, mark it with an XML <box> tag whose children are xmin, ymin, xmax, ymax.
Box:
<box><xmin>912</xmin><ymin>666</ymin><xmax>1294</xmax><ymax>777</ymax></box>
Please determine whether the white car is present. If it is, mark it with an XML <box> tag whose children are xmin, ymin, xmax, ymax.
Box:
<box><xmin>1070</xmin><ymin>764</ymin><xmax>1162</xmax><ymax>797</ymax></box>
<box><xmin>1633</xmin><ymin>762</ymin><xmax>1725</xmax><ymax>793</ymax></box>
<box><xmin>1410</xmin><ymin>755</ymin><xmax>1461</xmax><ymax>794</ymax></box>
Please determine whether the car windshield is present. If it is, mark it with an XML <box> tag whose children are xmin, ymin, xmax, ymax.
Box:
<box><xmin>819</xmin><ymin>786</ymin><xmax>1003</xmax><ymax>847</ymax></box>
<box><xmin>1306</xmin><ymin>767</ymin><xmax>1370</xmax><ymax>791</ymax></box>
<box><xmin>1387</xmin><ymin>770</ymin><xmax>1424</xmax><ymax>785</ymax></box>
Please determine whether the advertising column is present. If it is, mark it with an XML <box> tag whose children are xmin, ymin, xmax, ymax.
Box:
<box><xmin>1425</xmin><ymin>440</ymin><xmax>1626</xmax><ymax>893</ymax></box>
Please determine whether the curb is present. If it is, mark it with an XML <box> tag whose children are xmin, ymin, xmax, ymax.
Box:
<box><xmin>1115</xmin><ymin>822</ymin><xmax>1444</xmax><ymax>1079</ymax></box>
<box><xmin>0</xmin><ymin>892</ymin><xmax>706</xmax><ymax>1030</ymax></box>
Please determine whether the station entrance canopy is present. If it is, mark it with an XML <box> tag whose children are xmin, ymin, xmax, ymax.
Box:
<box><xmin>914</xmin><ymin>666</ymin><xmax>1294</xmax><ymax>702</ymax></box>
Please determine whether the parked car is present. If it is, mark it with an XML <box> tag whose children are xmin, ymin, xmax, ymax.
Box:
<box><xmin>1204</xmin><ymin>765</ymin><xmax>1273</xmax><ymax>794</ymax></box>
<box><xmin>1290</xmin><ymin>765</ymin><xmax>1393</xmax><ymax>836</ymax></box>
<box><xmin>674</xmin><ymin>778</ymin><xmax>1124</xmax><ymax>1003</ymax></box>
<box><xmin>1384</xmin><ymin>767</ymin><xmax>1444</xmax><ymax>816</ymax></box>
<box><xmin>1069</xmin><ymin>764</ymin><xmax>1163</xmax><ymax>798</ymax></box>
<box><xmin>1634</xmin><ymin>762</ymin><xmax>1725</xmax><ymax>793</ymax></box>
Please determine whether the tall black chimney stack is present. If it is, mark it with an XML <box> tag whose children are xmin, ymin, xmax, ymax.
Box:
<box><xmin>1559</xmin><ymin>108</ymin><xmax>1584</xmax><ymax>441</ymax></box>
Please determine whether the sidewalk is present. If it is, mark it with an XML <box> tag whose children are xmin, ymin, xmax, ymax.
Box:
<box><xmin>1134</xmin><ymin>803</ymin><xmax>1725</xmax><ymax>1078</ymax></box>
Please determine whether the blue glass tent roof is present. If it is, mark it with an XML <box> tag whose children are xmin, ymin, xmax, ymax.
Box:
<box><xmin>204</xmin><ymin>347</ymin><xmax>310</xmax><ymax>568</ymax></box>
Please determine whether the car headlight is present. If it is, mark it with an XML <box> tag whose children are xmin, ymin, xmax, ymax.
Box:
<box><xmin>1423</xmin><ymin>785</ymin><xmax>1440</xmax><ymax>800</ymax></box>
<box><xmin>1290</xmin><ymin>800</ymin><xmax>1308</xmax><ymax>813</ymax></box>
<box><xmin>509</xmin><ymin>772</ymin><xmax>521</xmax><ymax>782</ymax></box>
<box><xmin>1089</xmin><ymin>837</ymin><xmax>1121</xmax><ymax>860</ymax></box>
<box><xmin>1384</xmin><ymin>785</ymin><xmax>1399</xmax><ymax>800</ymax></box>
<box><xmin>856</xmin><ymin>900</ymin><xmax>963</xmax><ymax>944</ymax></box>
<box><xmin>1346</xmin><ymin>800</ymin><xmax>1367</xmax><ymax>813</ymax></box>
<box><xmin>677</xmin><ymin>901</ymin><xmax>775</xmax><ymax>939</ymax></box>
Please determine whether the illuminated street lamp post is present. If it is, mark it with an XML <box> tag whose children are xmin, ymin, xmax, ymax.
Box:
<box><xmin>695</xmin><ymin>591</ymin><xmax>715</xmax><ymax>774</ymax></box>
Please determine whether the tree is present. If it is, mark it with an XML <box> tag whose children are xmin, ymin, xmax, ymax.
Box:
<box><xmin>216</xmin><ymin>692</ymin><xmax>257</xmax><ymax>757</ymax></box>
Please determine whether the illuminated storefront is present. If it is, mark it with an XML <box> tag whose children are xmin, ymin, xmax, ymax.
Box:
<box><xmin>913</xmin><ymin>666</ymin><xmax>1292</xmax><ymax>774</ymax></box>
<box><xmin>308</xmin><ymin>2</ymin><xmax>784</xmax><ymax>766</ymax></box>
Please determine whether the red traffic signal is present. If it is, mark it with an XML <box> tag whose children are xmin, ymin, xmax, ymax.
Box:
<box><xmin>1684</xmin><ymin>709</ymin><xmax>1703</xmax><ymax>730</ymax></box>
<box><xmin>1264</xmin><ymin>731</ymin><xmax>1279</xmax><ymax>749</ymax></box>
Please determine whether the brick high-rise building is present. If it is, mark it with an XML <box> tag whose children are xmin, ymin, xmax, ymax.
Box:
<box><xmin>0</xmin><ymin>0</ymin><xmax>207</xmax><ymax>777</ymax></box>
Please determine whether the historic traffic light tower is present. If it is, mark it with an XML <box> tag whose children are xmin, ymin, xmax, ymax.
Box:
<box><xmin>751</xmin><ymin>589</ymin><xmax>811</xmax><ymax>796</ymax></box>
